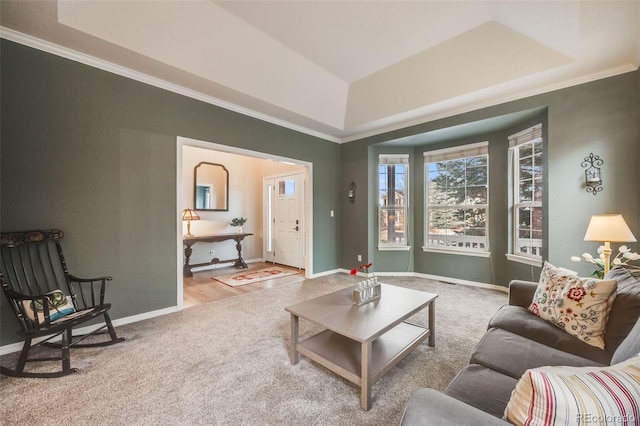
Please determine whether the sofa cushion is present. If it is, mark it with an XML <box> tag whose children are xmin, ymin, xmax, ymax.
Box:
<box><xmin>489</xmin><ymin>305</ymin><xmax>611</xmax><ymax>364</ymax></box>
<box><xmin>528</xmin><ymin>261</ymin><xmax>617</xmax><ymax>349</ymax></box>
<box><xmin>444</xmin><ymin>364</ymin><xmax>519</xmax><ymax>419</ymax></box>
<box><xmin>612</xmin><ymin>316</ymin><xmax>640</xmax><ymax>364</ymax></box>
<box><xmin>471</xmin><ymin>327</ymin><xmax>605</xmax><ymax>379</ymax></box>
<box><xmin>603</xmin><ymin>264</ymin><xmax>640</xmax><ymax>352</ymax></box>
<box><xmin>504</xmin><ymin>355</ymin><xmax>640</xmax><ymax>426</ymax></box>
<box><xmin>400</xmin><ymin>388</ymin><xmax>507</xmax><ymax>426</ymax></box>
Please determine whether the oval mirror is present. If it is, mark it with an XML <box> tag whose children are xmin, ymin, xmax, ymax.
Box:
<box><xmin>194</xmin><ymin>162</ymin><xmax>229</xmax><ymax>211</ymax></box>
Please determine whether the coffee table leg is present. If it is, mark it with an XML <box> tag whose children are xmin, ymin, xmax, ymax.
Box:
<box><xmin>429</xmin><ymin>300</ymin><xmax>436</xmax><ymax>347</ymax></box>
<box><xmin>290</xmin><ymin>313</ymin><xmax>299</xmax><ymax>364</ymax></box>
<box><xmin>361</xmin><ymin>340</ymin><xmax>372</xmax><ymax>410</ymax></box>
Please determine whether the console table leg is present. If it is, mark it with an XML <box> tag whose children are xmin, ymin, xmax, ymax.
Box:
<box><xmin>234</xmin><ymin>239</ymin><xmax>248</xmax><ymax>268</ymax></box>
<box><xmin>290</xmin><ymin>314</ymin><xmax>299</xmax><ymax>365</ymax></box>
<box><xmin>428</xmin><ymin>300</ymin><xmax>436</xmax><ymax>347</ymax></box>
<box><xmin>361</xmin><ymin>340</ymin><xmax>372</xmax><ymax>411</ymax></box>
<box><xmin>183</xmin><ymin>246</ymin><xmax>194</xmax><ymax>278</ymax></box>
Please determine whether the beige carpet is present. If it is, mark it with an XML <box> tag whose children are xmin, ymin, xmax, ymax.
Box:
<box><xmin>0</xmin><ymin>274</ymin><xmax>506</xmax><ymax>425</ymax></box>
<box><xmin>212</xmin><ymin>266</ymin><xmax>300</xmax><ymax>287</ymax></box>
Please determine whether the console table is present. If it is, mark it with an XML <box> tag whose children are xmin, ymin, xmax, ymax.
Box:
<box><xmin>183</xmin><ymin>233</ymin><xmax>252</xmax><ymax>277</ymax></box>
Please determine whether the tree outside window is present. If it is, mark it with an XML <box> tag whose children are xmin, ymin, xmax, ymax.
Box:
<box><xmin>379</xmin><ymin>155</ymin><xmax>408</xmax><ymax>247</ymax></box>
<box><xmin>425</xmin><ymin>143</ymin><xmax>489</xmax><ymax>253</ymax></box>
<box><xmin>510</xmin><ymin>125</ymin><xmax>543</xmax><ymax>259</ymax></box>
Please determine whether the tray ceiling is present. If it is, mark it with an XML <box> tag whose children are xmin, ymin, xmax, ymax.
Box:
<box><xmin>1</xmin><ymin>0</ymin><xmax>639</xmax><ymax>142</ymax></box>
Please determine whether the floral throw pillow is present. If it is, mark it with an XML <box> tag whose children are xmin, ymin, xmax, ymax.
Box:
<box><xmin>528</xmin><ymin>262</ymin><xmax>617</xmax><ymax>349</ymax></box>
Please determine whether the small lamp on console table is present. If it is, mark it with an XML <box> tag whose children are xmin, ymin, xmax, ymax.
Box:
<box><xmin>584</xmin><ymin>214</ymin><xmax>637</xmax><ymax>275</ymax></box>
<box><xmin>182</xmin><ymin>208</ymin><xmax>200</xmax><ymax>237</ymax></box>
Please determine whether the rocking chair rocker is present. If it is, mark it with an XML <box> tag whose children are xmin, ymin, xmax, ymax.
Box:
<box><xmin>0</xmin><ymin>229</ymin><xmax>125</xmax><ymax>378</ymax></box>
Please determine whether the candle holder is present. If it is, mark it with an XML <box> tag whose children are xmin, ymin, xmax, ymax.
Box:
<box><xmin>581</xmin><ymin>153</ymin><xmax>603</xmax><ymax>196</ymax></box>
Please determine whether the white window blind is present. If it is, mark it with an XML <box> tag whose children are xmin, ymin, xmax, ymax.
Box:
<box><xmin>380</xmin><ymin>154</ymin><xmax>409</xmax><ymax>165</ymax></box>
<box><xmin>508</xmin><ymin>123</ymin><xmax>542</xmax><ymax>148</ymax></box>
<box><xmin>424</xmin><ymin>142</ymin><xmax>488</xmax><ymax>163</ymax></box>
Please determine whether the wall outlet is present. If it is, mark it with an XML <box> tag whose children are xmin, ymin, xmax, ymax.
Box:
<box><xmin>210</xmin><ymin>249</ymin><xmax>216</xmax><ymax>256</ymax></box>
<box><xmin>357</xmin><ymin>254</ymin><xmax>362</xmax><ymax>262</ymax></box>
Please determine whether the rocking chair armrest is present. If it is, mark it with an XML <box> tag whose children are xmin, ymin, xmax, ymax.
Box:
<box><xmin>68</xmin><ymin>275</ymin><xmax>112</xmax><ymax>307</ymax></box>
<box><xmin>68</xmin><ymin>274</ymin><xmax>113</xmax><ymax>283</ymax></box>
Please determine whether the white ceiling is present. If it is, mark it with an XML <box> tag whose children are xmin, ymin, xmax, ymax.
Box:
<box><xmin>1</xmin><ymin>1</ymin><xmax>639</xmax><ymax>143</ymax></box>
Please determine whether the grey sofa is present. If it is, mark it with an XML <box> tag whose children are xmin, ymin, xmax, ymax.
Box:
<box><xmin>400</xmin><ymin>264</ymin><xmax>640</xmax><ymax>425</ymax></box>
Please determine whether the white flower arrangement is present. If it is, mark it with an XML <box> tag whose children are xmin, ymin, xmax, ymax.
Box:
<box><xmin>571</xmin><ymin>245</ymin><xmax>640</xmax><ymax>278</ymax></box>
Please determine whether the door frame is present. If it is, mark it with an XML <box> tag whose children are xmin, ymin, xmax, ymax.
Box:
<box><xmin>176</xmin><ymin>136</ymin><xmax>313</xmax><ymax>310</ymax></box>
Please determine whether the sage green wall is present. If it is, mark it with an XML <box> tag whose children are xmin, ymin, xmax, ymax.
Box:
<box><xmin>0</xmin><ymin>40</ymin><xmax>341</xmax><ymax>346</ymax></box>
<box><xmin>341</xmin><ymin>70</ymin><xmax>639</xmax><ymax>285</ymax></box>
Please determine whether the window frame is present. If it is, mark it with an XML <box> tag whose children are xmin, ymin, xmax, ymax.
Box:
<box><xmin>423</xmin><ymin>142</ymin><xmax>490</xmax><ymax>257</ymax></box>
<box><xmin>508</xmin><ymin>124</ymin><xmax>543</xmax><ymax>265</ymax></box>
<box><xmin>378</xmin><ymin>154</ymin><xmax>410</xmax><ymax>250</ymax></box>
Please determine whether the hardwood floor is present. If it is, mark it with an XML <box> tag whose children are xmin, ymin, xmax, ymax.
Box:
<box><xmin>183</xmin><ymin>262</ymin><xmax>305</xmax><ymax>308</ymax></box>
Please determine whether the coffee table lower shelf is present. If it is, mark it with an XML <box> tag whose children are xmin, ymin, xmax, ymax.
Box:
<box><xmin>296</xmin><ymin>322</ymin><xmax>430</xmax><ymax>386</ymax></box>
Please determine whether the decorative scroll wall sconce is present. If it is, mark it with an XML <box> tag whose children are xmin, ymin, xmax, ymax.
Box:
<box><xmin>348</xmin><ymin>182</ymin><xmax>357</xmax><ymax>203</ymax></box>
<box><xmin>581</xmin><ymin>153</ymin><xmax>603</xmax><ymax>196</ymax></box>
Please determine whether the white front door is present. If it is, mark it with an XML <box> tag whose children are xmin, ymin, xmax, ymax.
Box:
<box><xmin>263</xmin><ymin>172</ymin><xmax>305</xmax><ymax>268</ymax></box>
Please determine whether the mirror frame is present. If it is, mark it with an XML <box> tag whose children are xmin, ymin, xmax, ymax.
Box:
<box><xmin>194</xmin><ymin>162</ymin><xmax>229</xmax><ymax>211</ymax></box>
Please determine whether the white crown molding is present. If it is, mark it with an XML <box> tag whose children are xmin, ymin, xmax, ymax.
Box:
<box><xmin>0</xmin><ymin>26</ymin><xmax>341</xmax><ymax>144</ymax></box>
<box><xmin>340</xmin><ymin>64</ymin><xmax>639</xmax><ymax>144</ymax></box>
<box><xmin>2</xmin><ymin>27</ymin><xmax>637</xmax><ymax>146</ymax></box>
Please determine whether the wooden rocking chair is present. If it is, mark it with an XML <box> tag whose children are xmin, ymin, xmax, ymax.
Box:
<box><xmin>0</xmin><ymin>229</ymin><xmax>125</xmax><ymax>378</ymax></box>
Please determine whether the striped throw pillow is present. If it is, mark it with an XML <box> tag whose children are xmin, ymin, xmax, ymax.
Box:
<box><xmin>505</xmin><ymin>355</ymin><xmax>640</xmax><ymax>426</ymax></box>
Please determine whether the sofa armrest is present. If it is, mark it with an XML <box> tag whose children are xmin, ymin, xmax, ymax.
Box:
<box><xmin>508</xmin><ymin>280</ymin><xmax>538</xmax><ymax>307</ymax></box>
<box><xmin>400</xmin><ymin>388</ymin><xmax>507</xmax><ymax>425</ymax></box>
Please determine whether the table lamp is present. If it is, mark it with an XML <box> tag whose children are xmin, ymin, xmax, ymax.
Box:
<box><xmin>584</xmin><ymin>214</ymin><xmax>637</xmax><ymax>275</ymax></box>
<box><xmin>182</xmin><ymin>208</ymin><xmax>200</xmax><ymax>237</ymax></box>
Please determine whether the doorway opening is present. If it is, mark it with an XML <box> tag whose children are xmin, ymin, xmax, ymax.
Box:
<box><xmin>176</xmin><ymin>136</ymin><xmax>313</xmax><ymax>310</ymax></box>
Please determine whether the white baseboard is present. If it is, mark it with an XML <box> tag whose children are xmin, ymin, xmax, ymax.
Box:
<box><xmin>1</xmin><ymin>268</ymin><xmax>506</xmax><ymax>355</ymax></box>
<box><xmin>0</xmin><ymin>305</ymin><xmax>178</xmax><ymax>356</ymax></box>
<box><xmin>309</xmin><ymin>268</ymin><xmax>343</xmax><ymax>278</ymax></box>
<box><xmin>338</xmin><ymin>269</ymin><xmax>508</xmax><ymax>293</ymax></box>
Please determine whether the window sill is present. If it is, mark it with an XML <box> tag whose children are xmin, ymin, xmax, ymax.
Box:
<box><xmin>506</xmin><ymin>254</ymin><xmax>543</xmax><ymax>267</ymax></box>
<box><xmin>422</xmin><ymin>247</ymin><xmax>490</xmax><ymax>258</ymax></box>
<box><xmin>378</xmin><ymin>245</ymin><xmax>411</xmax><ymax>251</ymax></box>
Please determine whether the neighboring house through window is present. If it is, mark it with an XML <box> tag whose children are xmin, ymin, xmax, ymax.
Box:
<box><xmin>508</xmin><ymin>123</ymin><xmax>543</xmax><ymax>265</ymax></box>
<box><xmin>424</xmin><ymin>142</ymin><xmax>489</xmax><ymax>256</ymax></box>
<box><xmin>378</xmin><ymin>154</ymin><xmax>409</xmax><ymax>249</ymax></box>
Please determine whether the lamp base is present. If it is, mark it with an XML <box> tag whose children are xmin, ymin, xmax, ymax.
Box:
<box><xmin>602</xmin><ymin>241</ymin><xmax>612</xmax><ymax>276</ymax></box>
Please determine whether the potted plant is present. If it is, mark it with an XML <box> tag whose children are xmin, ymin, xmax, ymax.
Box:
<box><xmin>230</xmin><ymin>217</ymin><xmax>248</xmax><ymax>234</ymax></box>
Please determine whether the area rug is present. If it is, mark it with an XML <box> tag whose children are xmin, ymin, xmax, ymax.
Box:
<box><xmin>212</xmin><ymin>266</ymin><xmax>300</xmax><ymax>286</ymax></box>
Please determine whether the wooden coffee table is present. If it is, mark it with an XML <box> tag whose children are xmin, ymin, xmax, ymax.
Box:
<box><xmin>285</xmin><ymin>283</ymin><xmax>437</xmax><ymax>410</ymax></box>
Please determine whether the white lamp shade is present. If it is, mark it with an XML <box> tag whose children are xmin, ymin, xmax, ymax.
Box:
<box><xmin>584</xmin><ymin>214</ymin><xmax>637</xmax><ymax>243</ymax></box>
